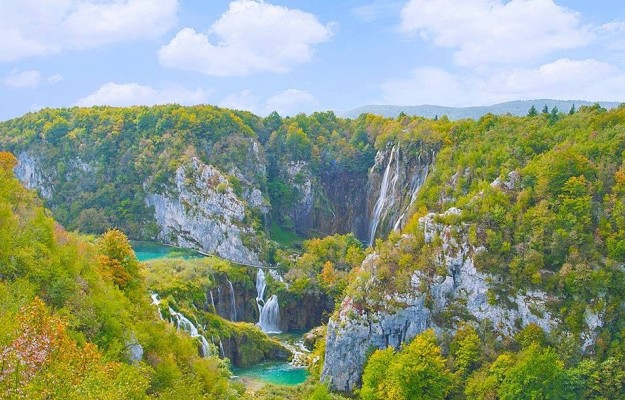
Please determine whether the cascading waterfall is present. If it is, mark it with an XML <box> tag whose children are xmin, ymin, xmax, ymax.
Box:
<box><xmin>255</xmin><ymin>269</ymin><xmax>281</xmax><ymax>333</ymax></box>
<box><xmin>150</xmin><ymin>293</ymin><xmax>164</xmax><ymax>321</ymax></box>
<box><xmin>368</xmin><ymin>145</ymin><xmax>398</xmax><ymax>246</ymax></box>
<box><xmin>227</xmin><ymin>278</ymin><xmax>237</xmax><ymax>321</ymax></box>
<box><xmin>256</xmin><ymin>269</ymin><xmax>267</xmax><ymax>304</ymax></box>
<box><xmin>168</xmin><ymin>306</ymin><xmax>211</xmax><ymax>357</ymax></box>
<box><xmin>259</xmin><ymin>295</ymin><xmax>281</xmax><ymax>333</ymax></box>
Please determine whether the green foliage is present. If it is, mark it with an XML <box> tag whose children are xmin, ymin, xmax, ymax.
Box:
<box><xmin>278</xmin><ymin>234</ymin><xmax>365</xmax><ymax>303</ymax></box>
<box><xmin>0</xmin><ymin>105</ymin><xmax>263</xmax><ymax>238</ymax></box>
<box><xmin>0</xmin><ymin>161</ymin><xmax>239</xmax><ymax>398</ymax></box>
<box><xmin>360</xmin><ymin>330</ymin><xmax>453</xmax><ymax>400</ymax></box>
<box><xmin>498</xmin><ymin>344</ymin><xmax>571</xmax><ymax>400</ymax></box>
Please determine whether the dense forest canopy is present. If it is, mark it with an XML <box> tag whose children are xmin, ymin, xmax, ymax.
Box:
<box><xmin>2</xmin><ymin>103</ymin><xmax>625</xmax><ymax>398</ymax></box>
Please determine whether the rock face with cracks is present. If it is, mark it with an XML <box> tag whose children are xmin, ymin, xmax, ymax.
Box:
<box><xmin>321</xmin><ymin>207</ymin><xmax>570</xmax><ymax>392</ymax></box>
<box><xmin>146</xmin><ymin>157</ymin><xmax>261</xmax><ymax>266</ymax></box>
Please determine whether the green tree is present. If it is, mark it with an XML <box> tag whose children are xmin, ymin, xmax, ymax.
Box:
<box><xmin>499</xmin><ymin>344</ymin><xmax>572</xmax><ymax>400</ymax></box>
<box><xmin>386</xmin><ymin>330</ymin><xmax>453</xmax><ymax>399</ymax></box>
<box><xmin>450</xmin><ymin>324</ymin><xmax>482</xmax><ymax>377</ymax></box>
<box><xmin>360</xmin><ymin>347</ymin><xmax>395</xmax><ymax>400</ymax></box>
<box><xmin>527</xmin><ymin>105</ymin><xmax>538</xmax><ymax>117</ymax></box>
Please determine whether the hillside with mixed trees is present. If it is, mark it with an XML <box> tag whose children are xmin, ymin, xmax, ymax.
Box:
<box><xmin>1</xmin><ymin>103</ymin><xmax>625</xmax><ymax>399</ymax></box>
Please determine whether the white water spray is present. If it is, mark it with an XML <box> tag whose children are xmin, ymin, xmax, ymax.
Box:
<box><xmin>368</xmin><ymin>146</ymin><xmax>398</xmax><ymax>245</ymax></box>
<box><xmin>150</xmin><ymin>293</ymin><xmax>164</xmax><ymax>320</ymax></box>
<box><xmin>168</xmin><ymin>306</ymin><xmax>211</xmax><ymax>357</ymax></box>
<box><xmin>255</xmin><ymin>269</ymin><xmax>281</xmax><ymax>333</ymax></box>
<box><xmin>227</xmin><ymin>279</ymin><xmax>237</xmax><ymax>321</ymax></box>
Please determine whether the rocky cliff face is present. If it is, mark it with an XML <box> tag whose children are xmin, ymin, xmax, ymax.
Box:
<box><xmin>146</xmin><ymin>157</ymin><xmax>262</xmax><ymax>266</ymax></box>
<box><xmin>314</xmin><ymin>169</ymin><xmax>369</xmax><ymax>239</ymax></box>
<box><xmin>365</xmin><ymin>144</ymin><xmax>434</xmax><ymax>245</ymax></box>
<box><xmin>282</xmin><ymin>160</ymin><xmax>315</xmax><ymax>236</ymax></box>
<box><xmin>14</xmin><ymin>152</ymin><xmax>53</xmax><ymax>200</ymax></box>
<box><xmin>321</xmin><ymin>207</ymin><xmax>572</xmax><ymax>392</ymax></box>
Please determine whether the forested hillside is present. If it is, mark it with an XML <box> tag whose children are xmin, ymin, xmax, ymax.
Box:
<box><xmin>2</xmin><ymin>103</ymin><xmax>625</xmax><ymax>399</ymax></box>
<box><xmin>0</xmin><ymin>152</ymin><xmax>244</xmax><ymax>398</ymax></box>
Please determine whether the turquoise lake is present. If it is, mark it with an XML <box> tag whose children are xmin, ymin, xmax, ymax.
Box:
<box><xmin>131</xmin><ymin>242</ymin><xmax>203</xmax><ymax>262</ymax></box>
<box><xmin>234</xmin><ymin>361</ymin><xmax>309</xmax><ymax>385</ymax></box>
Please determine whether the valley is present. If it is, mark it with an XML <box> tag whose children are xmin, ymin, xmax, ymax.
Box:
<box><xmin>1</xmin><ymin>103</ymin><xmax>625</xmax><ymax>399</ymax></box>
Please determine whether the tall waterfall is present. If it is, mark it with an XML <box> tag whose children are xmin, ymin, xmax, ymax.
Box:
<box><xmin>227</xmin><ymin>279</ymin><xmax>237</xmax><ymax>321</ymax></box>
<box><xmin>255</xmin><ymin>269</ymin><xmax>281</xmax><ymax>333</ymax></box>
<box><xmin>209</xmin><ymin>290</ymin><xmax>216</xmax><ymax>313</ymax></box>
<box><xmin>259</xmin><ymin>295</ymin><xmax>281</xmax><ymax>333</ymax></box>
<box><xmin>368</xmin><ymin>146</ymin><xmax>398</xmax><ymax>246</ymax></box>
<box><xmin>168</xmin><ymin>306</ymin><xmax>211</xmax><ymax>357</ymax></box>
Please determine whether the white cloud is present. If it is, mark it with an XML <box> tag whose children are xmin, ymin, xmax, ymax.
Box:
<box><xmin>352</xmin><ymin>1</ymin><xmax>404</xmax><ymax>22</ymax></box>
<box><xmin>3</xmin><ymin>70</ymin><xmax>41</xmax><ymax>88</ymax></box>
<box><xmin>265</xmin><ymin>89</ymin><xmax>318</xmax><ymax>115</ymax></box>
<box><xmin>0</xmin><ymin>0</ymin><xmax>178</xmax><ymax>61</ymax></box>
<box><xmin>76</xmin><ymin>82</ymin><xmax>209</xmax><ymax>107</ymax></box>
<box><xmin>159</xmin><ymin>0</ymin><xmax>334</xmax><ymax>76</ymax></box>
<box><xmin>219</xmin><ymin>89</ymin><xmax>261</xmax><ymax>112</ymax></box>
<box><xmin>381</xmin><ymin>59</ymin><xmax>625</xmax><ymax>106</ymax></box>
<box><xmin>400</xmin><ymin>0</ymin><xmax>591</xmax><ymax>67</ymax></box>
<box><xmin>219</xmin><ymin>88</ymin><xmax>318</xmax><ymax>116</ymax></box>
<box><xmin>47</xmin><ymin>74</ymin><xmax>64</xmax><ymax>85</ymax></box>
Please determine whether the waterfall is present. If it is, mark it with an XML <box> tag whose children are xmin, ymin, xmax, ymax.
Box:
<box><xmin>259</xmin><ymin>295</ymin><xmax>281</xmax><ymax>333</ymax></box>
<box><xmin>168</xmin><ymin>306</ymin><xmax>211</xmax><ymax>357</ymax></box>
<box><xmin>227</xmin><ymin>279</ymin><xmax>237</xmax><ymax>321</ymax></box>
<box><xmin>368</xmin><ymin>146</ymin><xmax>397</xmax><ymax>246</ymax></box>
<box><xmin>256</xmin><ymin>269</ymin><xmax>281</xmax><ymax>333</ymax></box>
<box><xmin>209</xmin><ymin>290</ymin><xmax>216</xmax><ymax>313</ymax></box>
<box><xmin>256</xmin><ymin>269</ymin><xmax>267</xmax><ymax>304</ymax></box>
<box><xmin>150</xmin><ymin>293</ymin><xmax>164</xmax><ymax>320</ymax></box>
<box><xmin>219</xmin><ymin>340</ymin><xmax>225</xmax><ymax>358</ymax></box>
<box><xmin>393</xmin><ymin>163</ymin><xmax>430</xmax><ymax>232</ymax></box>
<box><xmin>217</xmin><ymin>286</ymin><xmax>222</xmax><ymax>314</ymax></box>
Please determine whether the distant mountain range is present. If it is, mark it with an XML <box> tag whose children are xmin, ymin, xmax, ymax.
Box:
<box><xmin>341</xmin><ymin>99</ymin><xmax>622</xmax><ymax>120</ymax></box>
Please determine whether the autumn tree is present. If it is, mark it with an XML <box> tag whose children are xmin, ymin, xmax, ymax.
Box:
<box><xmin>98</xmin><ymin>228</ymin><xmax>142</xmax><ymax>290</ymax></box>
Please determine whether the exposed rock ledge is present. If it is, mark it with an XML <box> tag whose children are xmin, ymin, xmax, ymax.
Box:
<box><xmin>321</xmin><ymin>207</ymin><xmax>560</xmax><ymax>392</ymax></box>
<box><xmin>146</xmin><ymin>157</ymin><xmax>261</xmax><ymax>266</ymax></box>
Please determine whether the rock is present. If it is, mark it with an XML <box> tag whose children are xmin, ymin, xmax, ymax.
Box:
<box><xmin>125</xmin><ymin>334</ymin><xmax>143</xmax><ymax>363</ymax></box>
<box><xmin>14</xmin><ymin>152</ymin><xmax>53</xmax><ymax>200</ymax></box>
<box><xmin>146</xmin><ymin>157</ymin><xmax>261</xmax><ymax>266</ymax></box>
<box><xmin>321</xmin><ymin>207</ymin><xmax>559</xmax><ymax>393</ymax></box>
<box><xmin>366</xmin><ymin>144</ymin><xmax>435</xmax><ymax>243</ymax></box>
<box><xmin>303</xmin><ymin>326</ymin><xmax>326</xmax><ymax>351</ymax></box>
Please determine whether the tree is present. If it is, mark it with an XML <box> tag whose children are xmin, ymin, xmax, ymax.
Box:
<box><xmin>549</xmin><ymin>106</ymin><xmax>560</xmax><ymax>124</ymax></box>
<box><xmin>98</xmin><ymin>229</ymin><xmax>142</xmax><ymax>290</ymax></box>
<box><xmin>360</xmin><ymin>347</ymin><xmax>395</xmax><ymax>400</ymax></box>
<box><xmin>527</xmin><ymin>105</ymin><xmax>538</xmax><ymax>117</ymax></box>
<box><xmin>388</xmin><ymin>330</ymin><xmax>453</xmax><ymax>399</ymax></box>
<box><xmin>499</xmin><ymin>344</ymin><xmax>572</xmax><ymax>400</ymax></box>
<box><xmin>569</xmin><ymin>104</ymin><xmax>576</xmax><ymax>115</ymax></box>
<box><xmin>0</xmin><ymin>151</ymin><xmax>17</xmax><ymax>171</ymax></box>
<box><xmin>451</xmin><ymin>324</ymin><xmax>482</xmax><ymax>377</ymax></box>
<box><xmin>542</xmin><ymin>104</ymin><xmax>550</xmax><ymax>114</ymax></box>
<box><xmin>361</xmin><ymin>330</ymin><xmax>453</xmax><ymax>400</ymax></box>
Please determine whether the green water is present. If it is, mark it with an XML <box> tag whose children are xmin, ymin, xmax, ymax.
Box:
<box><xmin>131</xmin><ymin>242</ymin><xmax>203</xmax><ymax>262</ymax></box>
<box><xmin>233</xmin><ymin>361</ymin><xmax>309</xmax><ymax>385</ymax></box>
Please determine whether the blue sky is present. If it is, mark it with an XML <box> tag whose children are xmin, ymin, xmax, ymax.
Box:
<box><xmin>1</xmin><ymin>0</ymin><xmax>624</xmax><ymax>121</ymax></box>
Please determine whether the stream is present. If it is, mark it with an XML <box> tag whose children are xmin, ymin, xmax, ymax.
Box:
<box><xmin>133</xmin><ymin>243</ymin><xmax>310</xmax><ymax>386</ymax></box>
